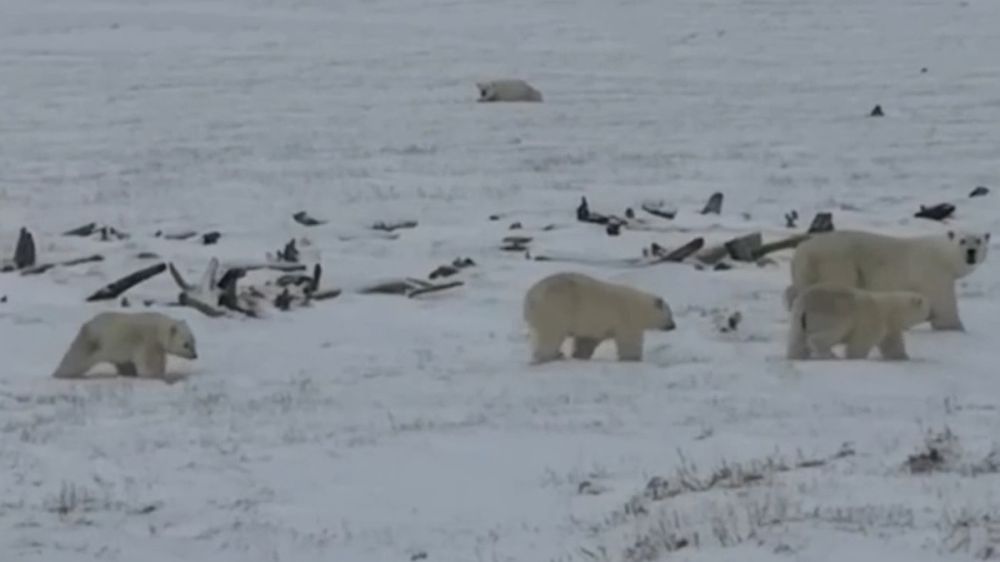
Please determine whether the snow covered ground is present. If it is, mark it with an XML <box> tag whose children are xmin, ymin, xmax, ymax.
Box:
<box><xmin>3</xmin><ymin>0</ymin><xmax>1000</xmax><ymax>560</ymax></box>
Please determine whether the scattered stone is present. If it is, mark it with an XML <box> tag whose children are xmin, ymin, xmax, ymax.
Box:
<box><xmin>429</xmin><ymin>265</ymin><xmax>459</xmax><ymax>279</ymax></box>
<box><xmin>372</xmin><ymin>220</ymin><xmax>418</xmax><ymax>232</ymax></box>
<box><xmin>276</xmin><ymin>239</ymin><xmax>300</xmax><ymax>263</ymax></box>
<box><xmin>719</xmin><ymin>311</ymin><xmax>742</xmax><ymax>333</ymax></box>
<box><xmin>64</xmin><ymin>223</ymin><xmax>98</xmax><ymax>237</ymax></box>
<box><xmin>644</xmin><ymin>476</ymin><xmax>671</xmax><ymax>501</ymax></box>
<box><xmin>292</xmin><ymin>211</ymin><xmax>326</xmax><ymax>226</ymax></box>
<box><xmin>98</xmin><ymin>226</ymin><xmax>129</xmax><ymax>241</ymax></box>
<box><xmin>641</xmin><ymin>202</ymin><xmax>677</xmax><ymax>220</ymax></box>
<box><xmin>723</xmin><ymin>232</ymin><xmax>762</xmax><ymax>262</ymax></box>
<box><xmin>13</xmin><ymin>227</ymin><xmax>36</xmax><ymax>270</ymax></box>
<box><xmin>577</xmin><ymin>480</ymin><xmax>605</xmax><ymax>496</ymax></box>
<box><xmin>509</xmin><ymin>222</ymin><xmax>522</xmax><ymax>230</ymax></box>
<box><xmin>870</xmin><ymin>104</ymin><xmax>884</xmax><ymax>117</ymax></box>
<box><xmin>201</xmin><ymin>231</ymin><xmax>221</xmax><ymax>245</ymax></box>
<box><xmin>915</xmin><ymin>203</ymin><xmax>955</xmax><ymax>222</ymax></box>
<box><xmin>274</xmin><ymin>288</ymin><xmax>294</xmax><ymax>311</ymax></box>
<box><xmin>784</xmin><ymin>210</ymin><xmax>799</xmax><ymax>228</ymax></box>
<box><xmin>970</xmin><ymin>186</ymin><xmax>990</xmax><ymax>198</ymax></box>
<box><xmin>700</xmin><ymin>192</ymin><xmax>723</xmax><ymax>215</ymax></box>
<box><xmin>159</xmin><ymin>230</ymin><xmax>198</xmax><ymax>241</ymax></box>
<box><xmin>648</xmin><ymin>237</ymin><xmax>704</xmax><ymax>263</ymax></box>
<box><xmin>808</xmin><ymin>212</ymin><xmax>834</xmax><ymax>233</ymax></box>
<box><xmin>501</xmin><ymin>236</ymin><xmax>532</xmax><ymax>252</ymax></box>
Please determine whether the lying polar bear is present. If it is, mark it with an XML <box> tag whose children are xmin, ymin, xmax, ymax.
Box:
<box><xmin>523</xmin><ymin>272</ymin><xmax>675</xmax><ymax>364</ymax></box>
<box><xmin>787</xmin><ymin>284</ymin><xmax>931</xmax><ymax>360</ymax></box>
<box><xmin>52</xmin><ymin>311</ymin><xmax>198</xmax><ymax>379</ymax></box>
<box><xmin>476</xmin><ymin>79</ymin><xmax>543</xmax><ymax>102</ymax></box>
<box><xmin>785</xmin><ymin>229</ymin><xmax>989</xmax><ymax>331</ymax></box>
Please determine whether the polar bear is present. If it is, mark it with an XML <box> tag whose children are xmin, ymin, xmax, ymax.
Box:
<box><xmin>523</xmin><ymin>272</ymin><xmax>675</xmax><ymax>364</ymax></box>
<box><xmin>476</xmin><ymin>79</ymin><xmax>543</xmax><ymax>102</ymax></box>
<box><xmin>52</xmin><ymin>311</ymin><xmax>197</xmax><ymax>379</ymax></box>
<box><xmin>785</xmin><ymin>230</ymin><xmax>989</xmax><ymax>331</ymax></box>
<box><xmin>787</xmin><ymin>284</ymin><xmax>930</xmax><ymax>360</ymax></box>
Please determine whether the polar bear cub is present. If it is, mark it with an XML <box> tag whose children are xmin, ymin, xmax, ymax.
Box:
<box><xmin>523</xmin><ymin>272</ymin><xmax>675</xmax><ymax>364</ymax></box>
<box><xmin>52</xmin><ymin>311</ymin><xmax>198</xmax><ymax>378</ymax></box>
<box><xmin>786</xmin><ymin>229</ymin><xmax>989</xmax><ymax>331</ymax></box>
<box><xmin>476</xmin><ymin>79</ymin><xmax>543</xmax><ymax>102</ymax></box>
<box><xmin>787</xmin><ymin>284</ymin><xmax>930</xmax><ymax>360</ymax></box>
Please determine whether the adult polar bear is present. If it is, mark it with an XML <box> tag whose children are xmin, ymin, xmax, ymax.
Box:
<box><xmin>476</xmin><ymin>79</ymin><xmax>543</xmax><ymax>103</ymax></box>
<box><xmin>786</xmin><ymin>230</ymin><xmax>989</xmax><ymax>331</ymax></box>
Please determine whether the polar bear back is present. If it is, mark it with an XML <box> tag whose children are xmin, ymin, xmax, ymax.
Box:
<box><xmin>476</xmin><ymin>79</ymin><xmax>543</xmax><ymax>102</ymax></box>
<box><xmin>523</xmin><ymin>272</ymin><xmax>668</xmax><ymax>338</ymax></box>
<box><xmin>791</xmin><ymin>230</ymin><xmax>969</xmax><ymax>292</ymax></box>
<box><xmin>84</xmin><ymin>311</ymin><xmax>188</xmax><ymax>362</ymax></box>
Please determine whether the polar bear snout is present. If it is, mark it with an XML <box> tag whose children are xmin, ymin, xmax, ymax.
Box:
<box><xmin>966</xmin><ymin>248</ymin><xmax>978</xmax><ymax>265</ymax></box>
<box><xmin>661</xmin><ymin>318</ymin><xmax>676</xmax><ymax>331</ymax></box>
<box><xmin>176</xmin><ymin>338</ymin><xmax>197</xmax><ymax>360</ymax></box>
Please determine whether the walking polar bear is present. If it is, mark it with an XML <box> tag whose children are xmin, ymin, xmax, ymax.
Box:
<box><xmin>52</xmin><ymin>311</ymin><xmax>198</xmax><ymax>378</ymax></box>
<box><xmin>523</xmin><ymin>272</ymin><xmax>675</xmax><ymax>364</ymax></box>
<box><xmin>785</xmin><ymin>230</ymin><xmax>989</xmax><ymax>331</ymax></box>
<box><xmin>787</xmin><ymin>284</ymin><xmax>931</xmax><ymax>360</ymax></box>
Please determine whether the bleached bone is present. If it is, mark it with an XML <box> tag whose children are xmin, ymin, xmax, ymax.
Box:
<box><xmin>169</xmin><ymin>259</ymin><xmax>225</xmax><ymax>318</ymax></box>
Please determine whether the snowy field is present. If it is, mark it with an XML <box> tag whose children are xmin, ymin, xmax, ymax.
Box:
<box><xmin>4</xmin><ymin>0</ymin><xmax>1000</xmax><ymax>560</ymax></box>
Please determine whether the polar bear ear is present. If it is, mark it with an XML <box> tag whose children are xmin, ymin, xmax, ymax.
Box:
<box><xmin>986</xmin><ymin>233</ymin><xmax>992</xmax><ymax>242</ymax></box>
<box><xmin>653</xmin><ymin>297</ymin><xmax>665</xmax><ymax>309</ymax></box>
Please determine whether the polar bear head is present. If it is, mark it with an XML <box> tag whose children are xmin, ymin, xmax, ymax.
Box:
<box><xmin>163</xmin><ymin>319</ymin><xmax>198</xmax><ymax>359</ymax></box>
<box><xmin>947</xmin><ymin>230</ymin><xmax>990</xmax><ymax>268</ymax></box>
<box><xmin>644</xmin><ymin>296</ymin><xmax>677</xmax><ymax>332</ymax></box>
<box><xmin>476</xmin><ymin>81</ymin><xmax>498</xmax><ymax>102</ymax></box>
<box><xmin>889</xmin><ymin>291</ymin><xmax>932</xmax><ymax>330</ymax></box>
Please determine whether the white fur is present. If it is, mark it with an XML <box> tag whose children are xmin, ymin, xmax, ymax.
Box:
<box><xmin>476</xmin><ymin>79</ymin><xmax>543</xmax><ymax>102</ymax></box>
<box><xmin>787</xmin><ymin>284</ymin><xmax>930</xmax><ymax>360</ymax></box>
<box><xmin>786</xmin><ymin>229</ymin><xmax>989</xmax><ymax>331</ymax></box>
<box><xmin>52</xmin><ymin>311</ymin><xmax>198</xmax><ymax>379</ymax></box>
<box><xmin>523</xmin><ymin>272</ymin><xmax>675</xmax><ymax>364</ymax></box>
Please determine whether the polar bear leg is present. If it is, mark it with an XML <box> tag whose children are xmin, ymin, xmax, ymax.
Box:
<box><xmin>877</xmin><ymin>332</ymin><xmax>909</xmax><ymax>360</ymax></box>
<box><xmin>530</xmin><ymin>330</ymin><xmax>565</xmax><ymax>364</ymax></box>
<box><xmin>52</xmin><ymin>328</ymin><xmax>100</xmax><ymax>378</ymax></box>
<box><xmin>786</xmin><ymin>325</ymin><xmax>810</xmax><ymax>359</ymax></box>
<box><xmin>843</xmin><ymin>333</ymin><xmax>876</xmax><ymax>359</ymax></box>
<box><xmin>786</xmin><ymin>309</ymin><xmax>810</xmax><ymax>359</ymax></box>
<box><xmin>928</xmin><ymin>282</ymin><xmax>964</xmax><ymax>331</ymax></box>
<box><xmin>615</xmin><ymin>331</ymin><xmax>644</xmax><ymax>361</ymax></box>
<box><xmin>805</xmin><ymin>330</ymin><xmax>841</xmax><ymax>359</ymax></box>
<box><xmin>572</xmin><ymin>337</ymin><xmax>601</xmax><ymax>360</ymax></box>
<box><xmin>134</xmin><ymin>347</ymin><xmax>166</xmax><ymax>377</ymax></box>
<box><xmin>115</xmin><ymin>362</ymin><xmax>138</xmax><ymax>376</ymax></box>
